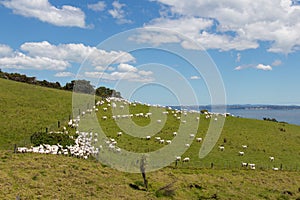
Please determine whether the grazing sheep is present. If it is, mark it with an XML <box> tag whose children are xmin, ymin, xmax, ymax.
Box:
<box><xmin>196</xmin><ymin>137</ymin><xmax>202</xmax><ymax>142</ymax></box>
<box><xmin>155</xmin><ymin>137</ymin><xmax>161</xmax><ymax>141</ymax></box>
<box><xmin>159</xmin><ymin>139</ymin><xmax>165</xmax><ymax>144</ymax></box>
<box><xmin>241</xmin><ymin>162</ymin><xmax>248</xmax><ymax>167</ymax></box>
<box><xmin>102</xmin><ymin>116</ymin><xmax>107</xmax><ymax>120</ymax></box>
<box><xmin>182</xmin><ymin>157</ymin><xmax>190</xmax><ymax>162</ymax></box>
<box><xmin>157</xmin><ymin>119</ymin><xmax>162</xmax><ymax>123</ymax></box>
<box><xmin>185</xmin><ymin>143</ymin><xmax>190</xmax><ymax>147</ymax></box>
<box><xmin>173</xmin><ymin>132</ymin><xmax>177</xmax><ymax>136</ymax></box>
<box><xmin>175</xmin><ymin>156</ymin><xmax>181</xmax><ymax>161</ymax></box>
<box><xmin>239</xmin><ymin>151</ymin><xmax>245</xmax><ymax>156</ymax></box>
<box><xmin>166</xmin><ymin>140</ymin><xmax>172</xmax><ymax>144</ymax></box>
<box><xmin>272</xmin><ymin>167</ymin><xmax>279</xmax><ymax>171</ymax></box>
<box><xmin>117</xmin><ymin>132</ymin><xmax>122</xmax><ymax>137</ymax></box>
<box><xmin>196</xmin><ymin>117</ymin><xmax>200</xmax><ymax>121</ymax></box>
<box><xmin>189</xmin><ymin>134</ymin><xmax>195</xmax><ymax>138</ymax></box>
<box><xmin>248</xmin><ymin>163</ymin><xmax>255</xmax><ymax>170</ymax></box>
<box><xmin>219</xmin><ymin>146</ymin><xmax>225</xmax><ymax>151</ymax></box>
<box><xmin>242</xmin><ymin>145</ymin><xmax>248</xmax><ymax>149</ymax></box>
<box><xmin>269</xmin><ymin>156</ymin><xmax>275</xmax><ymax>162</ymax></box>
<box><xmin>146</xmin><ymin>136</ymin><xmax>151</xmax><ymax>140</ymax></box>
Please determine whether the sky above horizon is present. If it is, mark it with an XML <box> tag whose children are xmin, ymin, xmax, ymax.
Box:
<box><xmin>0</xmin><ymin>0</ymin><xmax>300</xmax><ymax>105</ymax></box>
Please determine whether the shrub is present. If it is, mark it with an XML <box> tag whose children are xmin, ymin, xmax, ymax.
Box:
<box><xmin>30</xmin><ymin>132</ymin><xmax>75</xmax><ymax>147</ymax></box>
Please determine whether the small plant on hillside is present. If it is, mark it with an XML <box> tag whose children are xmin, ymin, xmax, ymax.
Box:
<box><xmin>30</xmin><ymin>132</ymin><xmax>75</xmax><ymax>147</ymax></box>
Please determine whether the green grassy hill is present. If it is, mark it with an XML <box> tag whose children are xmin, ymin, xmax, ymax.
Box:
<box><xmin>0</xmin><ymin>78</ymin><xmax>73</xmax><ymax>149</ymax></box>
<box><xmin>1</xmin><ymin>78</ymin><xmax>300</xmax><ymax>199</ymax></box>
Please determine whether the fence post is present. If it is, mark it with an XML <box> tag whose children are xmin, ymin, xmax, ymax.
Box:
<box><xmin>58</xmin><ymin>121</ymin><xmax>60</xmax><ymax>128</ymax></box>
<box><xmin>14</xmin><ymin>144</ymin><xmax>17</xmax><ymax>153</ymax></box>
<box><xmin>46</xmin><ymin>127</ymin><xmax>48</xmax><ymax>133</ymax></box>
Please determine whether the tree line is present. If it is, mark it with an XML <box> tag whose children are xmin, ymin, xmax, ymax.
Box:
<box><xmin>0</xmin><ymin>69</ymin><xmax>121</xmax><ymax>98</ymax></box>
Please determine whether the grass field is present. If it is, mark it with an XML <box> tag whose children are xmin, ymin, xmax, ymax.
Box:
<box><xmin>1</xmin><ymin>78</ymin><xmax>300</xmax><ymax>199</ymax></box>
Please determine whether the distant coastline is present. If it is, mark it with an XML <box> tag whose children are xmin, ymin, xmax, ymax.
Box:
<box><xmin>170</xmin><ymin>105</ymin><xmax>300</xmax><ymax>126</ymax></box>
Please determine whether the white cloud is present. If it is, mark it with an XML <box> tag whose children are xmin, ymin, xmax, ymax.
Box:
<box><xmin>0</xmin><ymin>41</ymin><xmax>135</xmax><ymax>71</ymax></box>
<box><xmin>0</xmin><ymin>52</ymin><xmax>69</xmax><ymax>70</ymax></box>
<box><xmin>190</xmin><ymin>75</ymin><xmax>201</xmax><ymax>80</ymax></box>
<box><xmin>108</xmin><ymin>1</ymin><xmax>132</xmax><ymax>24</ymax></box>
<box><xmin>138</xmin><ymin>70</ymin><xmax>153</xmax><ymax>76</ymax></box>
<box><xmin>88</xmin><ymin>1</ymin><xmax>106</xmax><ymax>12</ymax></box>
<box><xmin>54</xmin><ymin>72</ymin><xmax>75</xmax><ymax>77</ymax></box>
<box><xmin>0</xmin><ymin>44</ymin><xmax>13</xmax><ymax>57</ymax></box>
<box><xmin>256</xmin><ymin>64</ymin><xmax>272</xmax><ymax>71</ymax></box>
<box><xmin>1</xmin><ymin>0</ymin><xmax>86</xmax><ymax>28</ymax></box>
<box><xmin>117</xmin><ymin>63</ymin><xmax>137</xmax><ymax>72</ymax></box>
<box><xmin>84</xmin><ymin>65</ymin><xmax>154</xmax><ymax>83</ymax></box>
<box><xmin>149</xmin><ymin>0</ymin><xmax>300</xmax><ymax>53</ymax></box>
<box><xmin>84</xmin><ymin>70</ymin><xmax>154</xmax><ymax>83</ymax></box>
<box><xmin>272</xmin><ymin>59</ymin><xmax>282</xmax><ymax>66</ymax></box>
<box><xmin>234</xmin><ymin>64</ymin><xmax>272</xmax><ymax>71</ymax></box>
<box><xmin>20</xmin><ymin>41</ymin><xmax>135</xmax><ymax>66</ymax></box>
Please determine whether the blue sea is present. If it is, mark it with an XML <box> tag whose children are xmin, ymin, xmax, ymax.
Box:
<box><xmin>171</xmin><ymin>105</ymin><xmax>300</xmax><ymax>126</ymax></box>
<box><xmin>228</xmin><ymin>108</ymin><xmax>300</xmax><ymax>126</ymax></box>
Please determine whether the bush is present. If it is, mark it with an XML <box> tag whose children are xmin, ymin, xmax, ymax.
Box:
<box><xmin>30</xmin><ymin>132</ymin><xmax>75</xmax><ymax>147</ymax></box>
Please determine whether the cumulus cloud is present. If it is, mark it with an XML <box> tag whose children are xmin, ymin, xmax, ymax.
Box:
<box><xmin>0</xmin><ymin>41</ymin><xmax>135</xmax><ymax>71</ymax></box>
<box><xmin>0</xmin><ymin>52</ymin><xmax>69</xmax><ymax>70</ymax></box>
<box><xmin>54</xmin><ymin>72</ymin><xmax>75</xmax><ymax>77</ymax></box>
<box><xmin>117</xmin><ymin>63</ymin><xmax>137</xmax><ymax>72</ymax></box>
<box><xmin>0</xmin><ymin>44</ymin><xmax>13</xmax><ymax>57</ymax></box>
<box><xmin>88</xmin><ymin>1</ymin><xmax>106</xmax><ymax>12</ymax></box>
<box><xmin>108</xmin><ymin>1</ymin><xmax>132</xmax><ymax>24</ymax></box>
<box><xmin>1</xmin><ymin>0</ymin><xmax>86</xmax><ymax>28</ymax></box>
<box><xmin>20</xmin><ymin>41</ymin><xmax>135</xmax><ymax>66</ymax></box>
<box><xmin>148</xmin><ymin>0</ymin><xmax>300</xmax><ymax>53</ymax></box>
<box><xmin>190</xmin><ymin>75</ymin><xmax>201</xmax><ymax>80</ymax></box>
<box><xmin>84</xmin><ymin>69</ymin><xmax>154</xmax><ymax>83</ymax></box>
<box><xmin>84</xmin><ymin>63</ymin><xmax>154</xmax><ymax>83</ymax></box>
<box><xmin>256</xmin><ymin>64</ymin><xmax>272</xmax><ymax>71</ymax></box>
<box><xmin>235</xmin><ymin>64</ymin><xmax>272</xmax><ymax>71</ymax></box>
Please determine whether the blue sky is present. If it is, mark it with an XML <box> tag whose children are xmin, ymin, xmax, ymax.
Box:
<box><xmin>0</xmin><ymin>0</ymin><xmax>300</xmax><ymax>105</ymax></box>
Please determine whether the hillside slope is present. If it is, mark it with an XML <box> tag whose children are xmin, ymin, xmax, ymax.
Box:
<box><xmin>0</xmin><ymin>78</ymin><xmax>73</xmax><ymax>149</ymax></box>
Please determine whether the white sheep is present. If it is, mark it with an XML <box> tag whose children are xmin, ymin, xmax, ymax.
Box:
<box><xmin>175</xmin><ymin>156</ymin><xmax>181</xmax><ymax>161</ymax></box>
<box><xmin>272</xmin><ymin>167</ymin><xmax>279</xmax><ymax>171</ymax></box>
<box><xmin>185</xmin><ymin>143</ymin><xmax>190</xmax><ymax>147</ymax></box>
<box><xmin>239</xmin><ymin>151</ymin><xmax>245</xmax><ymax>156</ymax></box>
<box><xmin>117</xmin><ymin>131</ymin><xmax>122</xmax><ymax>137</ymax></box>
<box><xmin>248</xmin><ymin>163</ymin><xmax>255</xmax><ymax>170</ymax></box>
<box><xmin>242</xmin><ymin>145</ymin><xmax>248</xmax><ymax>149</ymax></box>
<box><xmin>182</xmin><ymin>157</ymin><xmax>190</xmax><ymax>162</ymax></box>
<box><xmin>166</xmin><ymin>140</ymin><xmax>172</xmax><ymax>144</ymax></box>
<box><xmin>146</xmin><ymin>136</ymin><xmax>151</xmax><ymax>140</ymax></box>
<box><xmin>103</xmin><ymin>107</ymin><xmax>108</xmax><ymax>111</ymax></box>
<box><xmin>102</xmin><ymin>116</ymin><xmax>107</xmax><ymax>120</ymax></box>
<box><xmin>241</xmin><ymin>162</ymin><xmax>248</xmax><ymax>167</ymax></box>
<box><xmin>269</xmin><ymin>156</ymin><xmax>275</xmax><ymax>162</ymax></box>
<box><xmin>219</xmin><ymin>146</ymin><xmax>225</xmax><ymax>151</ymax></box>
<box><xmin>157</xmin><ymin>119</ymin><xmax>162</xmax><ymax>123</ymax></box>
<box><xmin>196</xmin><ymin>137</ymin><xmax>202</xmax><ymax>142</ymax></box>
<box><xmin>173</xmin><ymin>132</ymin><xmax>177</xmax><ymax>136</ymax></box>
<box><xmin>159</xmin><ymin>139</ymin><xmax>165</xmax><ymax>144</ymax></box>
<box><xmin>189</xmin><ymin>134</ymin><xmax>195</xmax><ymax>138</ymax></box>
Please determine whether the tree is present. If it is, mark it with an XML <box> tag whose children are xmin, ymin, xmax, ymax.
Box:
<box><xmin>64</xmin><ymin>80</ymin><xmax>95</xmax><ymax>94</ymax></box>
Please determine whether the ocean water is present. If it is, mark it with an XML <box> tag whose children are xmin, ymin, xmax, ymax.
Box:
<box><xmin>171</xmin><ymin>105</ymin><xmax>300</xmax><ymax>126</ymax></box>
<box><xmin>228</xmin><ymin>108</ymin><xmax>300</xmax><ymax>126</ymax></box>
